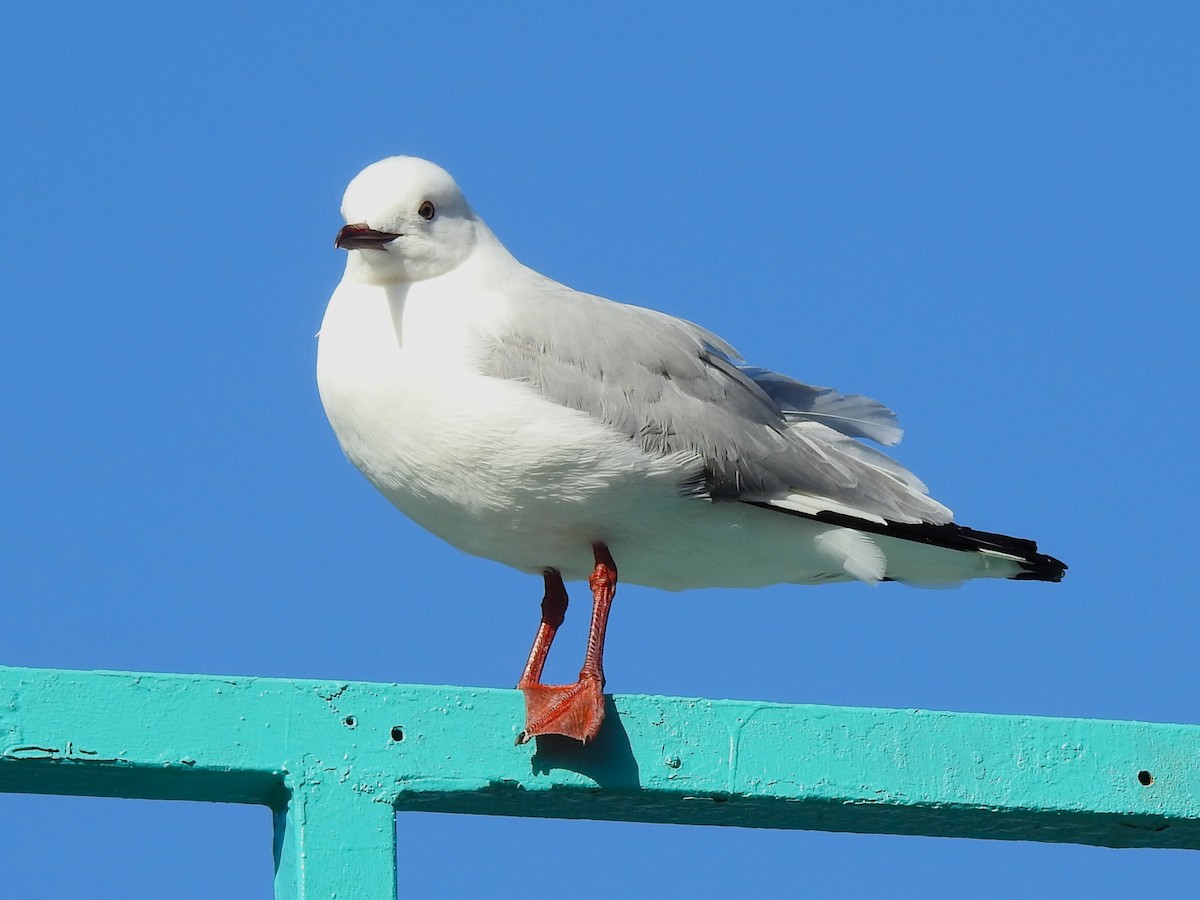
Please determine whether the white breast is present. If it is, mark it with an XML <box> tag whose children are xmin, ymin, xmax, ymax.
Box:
<box><xmin>316</xmin><ymin>271</ymin><xmax>700</xmax><ymax>581</ymax></box>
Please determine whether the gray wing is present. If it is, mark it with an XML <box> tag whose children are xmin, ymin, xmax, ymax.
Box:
<box><xmin>737</xmin><ymin>367</ymin><xmax>902</xmax><ymax>446</ymax></box>
<box><xmin>482</xmin><ymin>277</ymin><xmax>950</xmax><ymax>524</ymax></box>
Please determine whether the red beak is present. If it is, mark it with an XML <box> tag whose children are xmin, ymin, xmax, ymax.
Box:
<box><xmin>335</xmin><ymin>224</ymin><xmax>402</xmax><ymax>250</ymax></box>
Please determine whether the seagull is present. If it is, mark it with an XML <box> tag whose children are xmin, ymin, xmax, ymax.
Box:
<box><xmin>316</xmin><ymin>156</ymin><xmax>1066</xmax><ymax>745</ymax></box>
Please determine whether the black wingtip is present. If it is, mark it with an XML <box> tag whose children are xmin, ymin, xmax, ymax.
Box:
<box><xmin>1011</xmin><ymin>552</ymin><xmax>1068</xmax><ymax>583</ymax></box>
<box><xmin>920</xmin><ymin>522</ymin><xmax>1067</xmax><ymax>583</ymax></box>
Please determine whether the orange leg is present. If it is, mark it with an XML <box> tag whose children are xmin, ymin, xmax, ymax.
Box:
<box><xmin>517</xmin><ymin>569</ymin><xmax>569</xmax><ymax>688</ymax></box>
<box><xmin>516</xmin><ymin>544</ymin><xmax>617</xmax><ymax>744</ymax></box>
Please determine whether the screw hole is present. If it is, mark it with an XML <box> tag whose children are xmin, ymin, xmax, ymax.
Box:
<box><xmin>342</xmin><ymin>715</ymin><xmax>357</xmax><ymax>729</ymax></box>
<box><xmin>1137</xmin><ymin>770</ymin><xmax>1154</xmax><ymax>786</ymax></box>
<box><xmin>390</xmin><ymin>726</ymin><xmax>405</xmax><ymax>742</ymax></box>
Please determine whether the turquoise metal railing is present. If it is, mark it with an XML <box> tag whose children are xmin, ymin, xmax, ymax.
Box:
<box><xmin>2</xmin><ymin>666</ymin><xmax>1198</xmax><ymax>899</ymax></box>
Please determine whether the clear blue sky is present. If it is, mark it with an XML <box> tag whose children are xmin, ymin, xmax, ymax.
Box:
<box><xmin>3</xmin><ymin>3</ymin><xmax>1198</xmax><ymax>897</ymax></box>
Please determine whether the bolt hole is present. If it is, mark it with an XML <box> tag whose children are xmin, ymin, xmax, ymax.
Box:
<box><xmin>390</xmin><ymin>726</ymin><xmax>405</xmax><ymax>742</ymax></box>
<box><xmin>342</xmin><ymin>715</ymin><xmax>357</xmax><ymax>729</ymax></box>
<box><xmin>1137</xmin><ymin>770</ymin><xmax>1153</xmax><ymax>786</ymax></box>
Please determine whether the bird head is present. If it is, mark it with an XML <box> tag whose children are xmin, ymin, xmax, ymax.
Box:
<box><xmin>336</xmin><ymin>156</ymin><xmax>479</xmax><ymax>284</ymax></box>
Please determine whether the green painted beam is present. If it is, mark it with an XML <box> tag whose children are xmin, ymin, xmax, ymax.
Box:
<box><xmin>2</xmin><ymin>667</ymin><xmax>1198</xmax><ymax>898</ymax></box>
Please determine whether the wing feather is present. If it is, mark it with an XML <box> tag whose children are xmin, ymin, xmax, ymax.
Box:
<box><xmin>482</xmin><ymin>274</ymin><xmax>950</xmax><ymax>524</ymax></box>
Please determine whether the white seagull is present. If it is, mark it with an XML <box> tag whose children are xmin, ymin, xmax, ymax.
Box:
<box><xmin>316</xmin><ymin>156</ymin><xmax>1065</xmax><ymax>744</ymax></box>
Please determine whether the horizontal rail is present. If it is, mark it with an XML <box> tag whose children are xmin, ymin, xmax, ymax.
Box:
<box><xmin>2</xmin><ymin>663</ymin><xmax>1198</xmax><ymax>898</ymax></box>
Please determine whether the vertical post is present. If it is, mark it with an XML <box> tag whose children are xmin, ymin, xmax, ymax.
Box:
<box><xmin>273</xmin><ymin>778</ymin><xmax>397</xmax><ymax>900</ymax></box>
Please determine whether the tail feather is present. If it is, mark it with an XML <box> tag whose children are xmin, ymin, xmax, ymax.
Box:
<box><xmin>745</xmin><ymin>501</ymin><xmax>1067</xmax><ymax>583</ymax></box>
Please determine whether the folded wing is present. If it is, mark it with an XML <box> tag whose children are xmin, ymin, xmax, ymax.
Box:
<box><xmin>482</xmin><ymin>276</ymin><xmax>951</xmax><ymax>526</ymax></box>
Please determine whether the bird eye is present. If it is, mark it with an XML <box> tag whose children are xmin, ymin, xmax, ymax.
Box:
<box><xmin>418</xmin><ymin>201</ymin><xmax>435</xmax><ymax>220</ymax></box>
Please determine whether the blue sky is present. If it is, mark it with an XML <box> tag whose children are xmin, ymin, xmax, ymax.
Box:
<box><xmin>2</xmin><ymin>3</ymin><xmax>1198</xmax><ymax>896</ymax></box>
